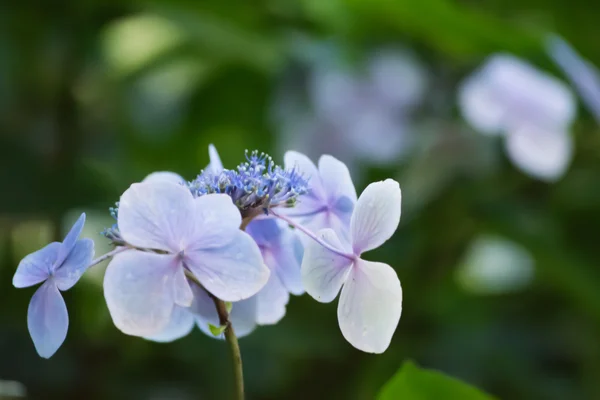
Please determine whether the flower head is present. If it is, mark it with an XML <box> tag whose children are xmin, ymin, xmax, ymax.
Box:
<box><xmin>301</xmin><ymin>179</ymin><xmax>402</xmax><ymax>353</ymax></box>
<box><xmin>458</xmin><ymin>54</ymin><xmax>576</xmax><ymax>181</ymax></box>
<box><xmin>103</xmin><ymin>181</ymin><xmax>270</xmax><ymax>337</ymax></box>
<box><xmin>282</xmin><ymin>151</ymin><xmax>357</xmax><ymax>238</ymax></box>
<box><xmin>189</xmin><ymin>150</ymin><xmax>308</xmax><ymax>218</ymax></box>
<box><xmin>13</xmin><ymin>213</ymin><xmax>95</xmax><ymax>358</ymax></box>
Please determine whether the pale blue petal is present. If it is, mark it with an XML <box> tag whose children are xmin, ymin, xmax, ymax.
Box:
<box><xmin>338</xmin><ymin>259</ymin><xmax>402</xmax><ymax>354</ymax></box>
<box><xmin>229</xmin><ymin>298</ymin><xmax>258</xmax><ymax>337</ymax></box>
<box><xmin>118</xmin><ymin>182</ymin><xmax>195</xmax><ymax>252</ymax></box>
<box><xmin>284</xmin><ymin>151</ymin><xmax>325</xmax><ymax>200</ymax></box>
<box><xmin>13</xmin><ymin>243</ymin><xmax>59</xmax><ymax>288</ymax></box>
<box><xmin>172</xmin><ymin>266</ymin><xmax>193</xmax><ymax>307</ymax></box>
<box><xmin>54</xmin><ymin>239</ymin><xmax>95</xmax><ymax>291</ymax></box>
<box><xmin>270</xmin><ymin>229</ymin><xmax>304</xmax><ymax>295</ymax></box>
<box><xmin>245</xmin><ymin>218</ymin><xmax>282</xmax><ymax>247</ymax></box>
<box><xmin>27</xmin><ymin>280</ymin><xmax>68</xmax><ymax>358</ymax></box>
<box><xmin>104</xmin><ymin>251</ymin><xmax>180</xmax><ymax>336</ymax></box>
<box><xmin>188</xmin><ymin>283</ymin><xmax>219</xmax><ymax>325</ymax></box>
<box><xmin>57</xmin><ymin>213</ymin><xmax>86</xmax><ymax>266</ymax></box>
<box><xmin>208</xmin><ymin>144</ymin><xmax>224</xmax><ymax>174</ymax></box>
<box><xmin>185</xmin><ymin>194</ymin><xmax>241</xmax><ymax>250</ymax></box>
<box><xmin>350</xmin><ymin>179</ymin><xmax>401</xmax><ymax>254</ymax></box>
<box><xmin>142</xmin><ymin>171</ymin><xmax>186</xmax><ymax>185</ymax></box>
<box><xmin>254</xmin><ymin>272</ymin><xmax>289</xmax><ymax>325</ymax></box>
<box><xmin>186</xmin><ymin>231</ymin><xmax>270</xmax><ymax>302</ymax></box>
<box><xmin>143</xmin><ymin>306</ymin><xmax>195</xmax><ymax>343</ymax></box>
<box><xmin>301</xmin><ymin>229</ymin><xmax>353</xmax><ymax>303</ymax></box>
<box><xmin>318</xmin><ymin>154</ymin><xmax>357</xmax><ymax>207</ymax></box>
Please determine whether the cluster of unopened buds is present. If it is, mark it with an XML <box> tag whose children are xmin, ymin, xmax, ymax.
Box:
<box><xmin>13</xmin><ymin>145</ymin><xmax>403</xmax><ymax>366</ymax></box>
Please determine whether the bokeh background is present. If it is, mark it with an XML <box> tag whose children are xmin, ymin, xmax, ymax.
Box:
<box><xmin>2</xmin><ymin>1</ymin><xmax>600</xmax><ymax>399</ymax></box>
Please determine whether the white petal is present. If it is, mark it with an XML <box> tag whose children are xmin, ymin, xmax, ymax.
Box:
<box><xmin>337</xmin><ymin>259</ymin><xmax>402</xmax><ymax>353</ymax></box>
<box><xmin>458</xmin><ymin>73</ymin><xmax>506</xmax><ymax>136</ymax></box>
<box><xmin>318</xmin><ymin>154</ymin><xmax>357</xmax><ymax>207</ymax></box>
<box><xmin>208</xmin><ymin>144</ymin><xmax>224</xmax><ymax>174</ymax></box>
<box><xmin>142</xmin><ymin>171</ymin><xmax>186</xmax><ymax>185</ymax></box>
<box><xmin>185</xmin><ymin>194</ymin><xmax>241</xmax><ymax>250</ymax></box>
<box><xmin>143</xmin><ymin>306</ymin><xmax>195</xmax><ymax>343</ymax></box>
<box><xmin>301</xmin><ymin>229</ymin><xmax>353</xmax><ymax>303</ymax></box>
<box><xmin>118</xmin><ymin>182</ymin><xmax>195</xmax><ymax>252</ymax></box>
<box><xmin>185</xmin><ymin>231</ymin><xmax>270</xmax><ymax>302</ymax></box>
<box><xmin>350</xmin><ymin>179</ymin><xmax>401</xmax><ymax>254</ymax></box>
<box><xmin>284</xmin><ymin>151</ymin><xmax>325</xmax><ymax>200</ymax></box>
<box><xmin>103</xmin><ymin>251</ymin><xmax>183</xmax><ymax>336</ymax></box>
<box><xmin>505</xmin><ymin>125</ymin><xmax>573</xmax><ymax>181</ymax></box>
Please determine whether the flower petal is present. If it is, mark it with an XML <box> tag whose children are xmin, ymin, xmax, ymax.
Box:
<box><xmin>142</xmin><ymin>171</ymin><xmax>186</xmax><ymax>185</ymax></box>
<box><xmin>57</xmin><ymin>213</ymin><xmax>86</xmax><ymax>266</ymax></box>
<box><xmin>186</xmin><ymin>231</ymin><xmax>269</xmax><ymax>302</ymax></box>
<box><xmin>54</xmin><ymin>239</ymin><xmax>95</xmax><ymax>291</ymax></box>
<box><xmin>208</xmin><ymin>144</ymin><xmax>224</xmax><ymax>174</ymax></box>
<box><xmin>188</xmin><ymin>283</ymin><xmax>219</xmax><ymax>325</ymax></box>
<box><xmin>185</xmin><ymin>194</ymin><xmax>241</xmax><ymax>250</ymax></box>
<box><xmin>103</xmin><ymin>251</ymin><xmax>180</xmax><ymax>336</ymax></box>
<box><xmin>337</xmin><ymin>259</ymin><xmax>402</xmax><ymax>354</ymax></box>
<box><xmin>229</xmin><ymin>298</ymin><xmax>258</xmax><ymax>337</ymax></box>
<box><xmin>143</xmin><ymin>306</ymin><xmax>195</xmax><ymax>343</ymax></box>
<box><xmin>505</xmin><ymin>125</ymin><xmax>573</xmax><ymax>182</ymax></box>
<box><xmin>13</xmin><ymin>242</ymin><xmax>59</xmax><ymax>288</ymax></box>
<box><xmin>254</xmin><ymin>272</ymin><xmax>290</xmax><ymax>325</ymax></box>
<box><xmin>118</xmin><ymin>182</ymin><xmax>195</xmax><ymax>252</ymax></box>
<box><xmin>268</xmin><ymin>230</ymin><xmax>304</xmax><ymax>296</ymax></box>
<box><xmin>318</xmin><ymin>154</ymin><xmax>357</xmax><ymax>206</ymax></box>
<box><xmin>172</xmin><ymin>264</ymin><xmax>193</xmax><ymax>307</ymax></box>
<box><xmin>301</xmin><ymin>229</ymin><xmax>353</xmax><ymax>303</ymax></box>
<box><xmin>284</xmin><ymin>151</ymin><xmax>324</xmax><ymax>200</ymax></box>
<box><xmin>458</xmin><ymin>73</ymin><xmax>506</xmax><ymax>136</ymax></box>
<box><xmin>350</xmin><ymin>179</ymin><xmax>401</xmax><ymax>254</ymax></box>
<box><xmin>27</xmin><ymin>280</ymin><xmax>68</xmax><ymax>358</ymax></box>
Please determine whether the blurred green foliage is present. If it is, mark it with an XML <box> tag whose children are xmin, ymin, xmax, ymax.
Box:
<box><xmin>1</xmin><ymin>0</ymin><xmax>600</xmax><ymax>399</ymax></box>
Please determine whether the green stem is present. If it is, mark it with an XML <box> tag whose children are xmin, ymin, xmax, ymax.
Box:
<box><xmin>213</xmin><ymin>298</ymin><xmax>244</xmax><ymax>400</ymax></box>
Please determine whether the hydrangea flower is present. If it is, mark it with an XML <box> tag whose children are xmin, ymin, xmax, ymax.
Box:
<box><xmin>546</xmin><ymin>34</ymin><xmax>600</xmax><ymax>124</ymax></box>
<box><xmin>12</xmin><ymin>213</ymin><xmax>95</xmax><ymax>358</ymax></box>
<box><xmin>282</xmin><ymin>151</ymin><xmax>357</xmax><ymax>238</ymax></box>
<box><xmin>458</xmin><ymin>54</ymin><xmax>576</xmax><ymax>181</ymax></box>
<box><xmin>301</xmin><ymin>179</ymin><xmax>402</xmax><ymax>353</ymax></box>
<box><xmin>103</xmin><ymin>180</ymin><xmax>270</xmax><ymax>337</ymax></box>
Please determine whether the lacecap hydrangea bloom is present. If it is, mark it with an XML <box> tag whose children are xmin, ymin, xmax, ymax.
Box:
<box><xmin>13</xmin><ymin>144</ymin><xmax>403</xmax><ymax>366</ymax></box>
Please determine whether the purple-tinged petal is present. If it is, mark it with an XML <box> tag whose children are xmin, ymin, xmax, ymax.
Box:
<box><xmin>54</xmin><ymin>239</ymin><xmax>95</xmax><ymax>291</ymax></box>
<box><xmin>185</xmin><ymin>194</ymin><xmax>241</xmax><ymax>250</ymax></box>
<box><xmin>318</xmin><ymin>154</ymin><xmax>357</xmax><ymax>206</ymax></box>
<box><xmin>268</xmin><ymin>230</ymin><xmax>304</xmax><ymax>295</ymax></box>
<box><xmin>284</xmin><ymin>151</ymin><xmax>325</xmax><ymax>200</ymax></box>
<box><xmin>458</xmin><ymin>72</ymin><xmax>506</xmax><ymax>136</ymax></box>
<box><xmin>27</xmin><ymin>280</ymin><xmax>68</xmax><ymax>358</ymax></box>
<box><xmin>186</xmin><ymin>231</ymin><xmax>269</xmax><ymax>302</ymax></box>
<box><xmin>208</xmin><ymin>144</ymin><xmax>224</xmax><ymax>174</ymax></box>
<box><xmin>57</xmin><ymin>213</ymin><xmax>86</xmax><ymax>266</ymax></box>
<box><xmin>504</xmin><ymin>125</ymin><xmax>573</xmax><ymax>182</ymax></box>
<box><xmin>104</xmin><ymin>251</ymin><xmax>181</xmax><ymax>336</ymax></box>
<box><xmin>172</xmin><ymin>265</ymin><xmax>193</xmax><ymax>307</ymax></box>
<box><xmin>254</xmin><ymin>272</ymin><xmax>289</xmax><ymax>325</ymax></box>
<box><xmin>13</xmin><ymin>242</ymin><xmax>60</xmax><ymax>288</ymax></box>
<box><xmin>245</xmin><ymin>218</ymin><xmax>282</xmax><ymax>247</ymax></box>
<box><xmin>118</xmin><ymin>182</ymin><xmax>195</xmax><ymax>252</ymax></box>
<box><xmin>188</xmin><ymin>283</ymin><xmax>219</xmax><ymax>325</ymax></box>
<box><xmin>143</xmin><ymin>306</ymin><xmax>195</xmax><ymax>343</ymax></box>
<box><xmin>142</xmin><ymin>171</ymin><xmax>186</xmax><ymax>185</ymax></box>
<box><xmin>337</xmin><ymin>259</ymin><xmax>402</xmax><ymax>354</ymax></box>
<box><xmin>229</xmin><ymin>298</ymin><xmax>258</xmax><ymax>337</ymax></box>
<box><xmin>350</xmin><ymin>179</ymin><xmax>401</xmax><ymax>254</ymax></box>
<box><xmin>301</xmin><ymin>229</ymin><xmax>353</xmax><ymax>303</ymax></box>
<box><xmin>546</xmin><ymin>34</ymin><xmax>600</xmax><ymax>124</ymax></box>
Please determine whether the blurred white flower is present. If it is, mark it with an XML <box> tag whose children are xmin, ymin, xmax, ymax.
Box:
<box><xmin>456</xmin><ymin>235</ymin><xmax>535</xmax><ymax>295</ymax></box>
<box><xmin>546</xmin><ymin>34</ymin><xmax>600</xmax><ymax>124</ymax></box>
<box><xmin>274</xmin><ymin>44</ymin><xmax>426</xmax><ymax>172</ymax></box>
<box><xmin>458</xmin><ymin>54</ymin><xmax>576</xmax><ymax>181</ymax></box>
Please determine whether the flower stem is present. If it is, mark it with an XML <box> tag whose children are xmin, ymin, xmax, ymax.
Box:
<box><xmin>212</xmin><ymin>297</ymin><xmax>244</xmax><ymax>400</ymax></box>
<box><xmin>88</xmin><ymin>246</ymin><xmax>129</xmax><ymax>268</ymax></box>
<box><xmin>270</xmin><ymin>210</ymin><xmax>356</xmax><ymax>261</ymax></box>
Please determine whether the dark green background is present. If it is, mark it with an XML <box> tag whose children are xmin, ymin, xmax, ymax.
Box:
<box><xmin>1</xmin><ymin>1</ymin><xmax>600</xmax><ymax>399</ymax></box>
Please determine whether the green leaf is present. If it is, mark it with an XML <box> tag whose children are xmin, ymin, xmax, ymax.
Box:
<box><xmin>225</xmin><ymin>301</ymin><xmax>233</xmax><ymax>314</ymax></box>
<box><xmin>208</xmin><ymin>323</ymin><xmax>227</xmax><ymax>337</ymax></box>
<box><xmin>378</xmin><ymin>361</ymin><xmax>495</xmax><ymax>400</ymax></box>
